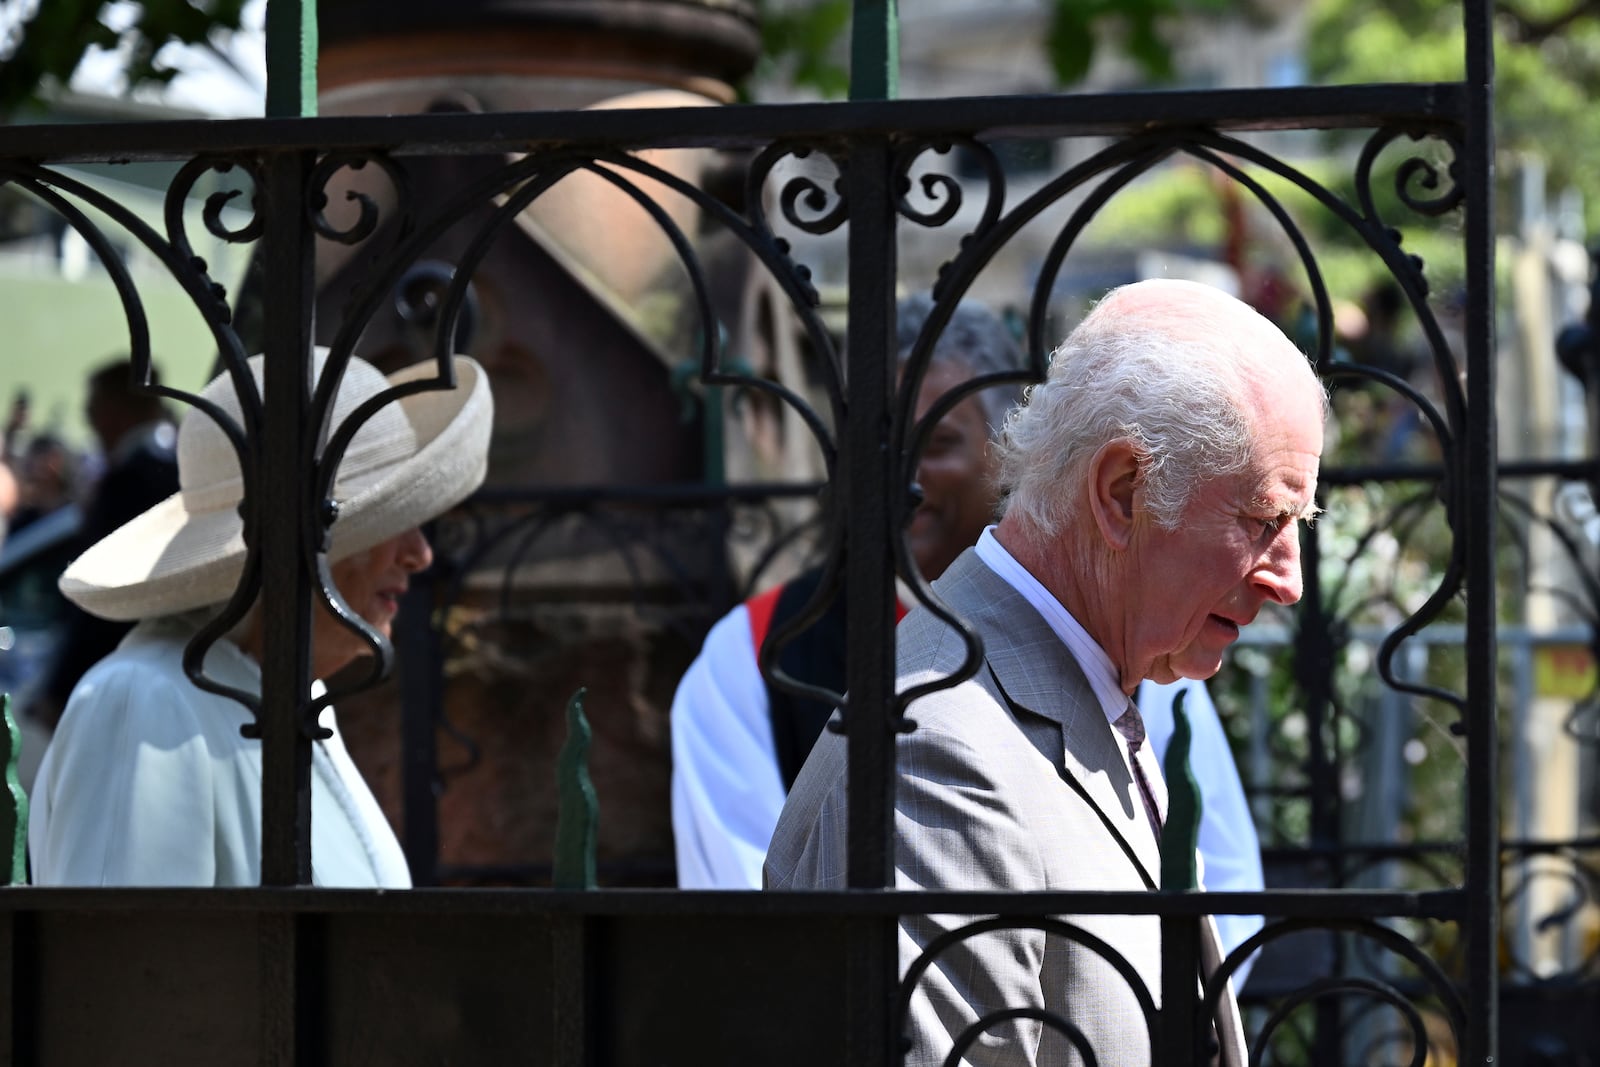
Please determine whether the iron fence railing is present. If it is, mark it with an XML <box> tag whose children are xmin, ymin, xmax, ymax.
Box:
<box><xmin>0</xmin><ymin>0</ymin><xmax>1529</xmax><ymax>1061</ymax></box>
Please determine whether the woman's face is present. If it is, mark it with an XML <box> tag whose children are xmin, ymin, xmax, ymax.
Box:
<box><xmin>905</xmin><ymin>362</ymin><xmax>1002</xmax><ymax>582</ymax></box>
<box><xmin>313</xmin><ymin>527</ymin><xmax>433</xmax><ymax>678</ymax></box>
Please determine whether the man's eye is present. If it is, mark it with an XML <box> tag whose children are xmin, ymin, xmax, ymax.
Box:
<box><xmin>1253</xmin><ymin>516</ymin><xmax>1284</xmax><ymax>537</ymax></box>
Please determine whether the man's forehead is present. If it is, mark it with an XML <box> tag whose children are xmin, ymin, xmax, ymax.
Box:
<box><xmin>1248</xmin><ymin>468</ymin><xmax>1319</xmax><ymax>512</ymax></box>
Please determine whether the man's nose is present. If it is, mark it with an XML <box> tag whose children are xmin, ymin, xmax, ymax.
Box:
<box><xmin>1255</xmin><ymin>525</ymin><xmax>1303</xmax><ymax>605</ymax></box>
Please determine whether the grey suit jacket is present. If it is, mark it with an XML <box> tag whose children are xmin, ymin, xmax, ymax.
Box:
<box><xmin>765</xmin><ymin>549</ymin><xmax>1245</xmax><ymax>1067</ymax></box>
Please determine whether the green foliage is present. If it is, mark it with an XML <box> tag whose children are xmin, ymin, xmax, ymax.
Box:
<box><xmin>1046</xmin><ymin>0</ymin><xmax>1240</xmax><ymax>84</ymax></box>
<box><xmin>1081</xmin><ymin>153</ymin><xmax>1468</xmax><ymax>305</ymax></box>
<box><xmin>753</xmin><ymin>0</ymin><xmax>1260</xmax><ymax>99</ymax></box>
<box><xmin>0</xmin><ymin>0</ymin><xmax>248</xmax><ymax>116</ymax></box>
<box><xmin>1309</xmin><ymin>0</ymin><xmax>1600</xmax><ymax>235</ymax></box>
<box><xmin>4</xmin><ymin>0</ymin><xmax>1273</xmax><ymax>111</ymax></box>
<box><xmin>754</xmin><ymin>0</ymin><xmax>854</xmax><ymax>99</ymax></box>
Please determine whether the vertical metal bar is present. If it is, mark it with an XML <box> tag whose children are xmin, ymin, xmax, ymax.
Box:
<box><xmin>846</xmin><ymin>12</ymin><xmax>901</xmax><ymax>1063</ymax></box>
<box><xmin>1</xmin><ymin>911</ymin><xmax>34</xmax><ymax>1067</ymax></box>
<box><xmin>395</xmin><ymin>578</ymin><xmax>442</xmax><ymax>886</ymax></box>
<box><xmin>259</xmin><ymin>912</ymin><xmax>315</xmax><ymax>1067</ymax></box>
<box><xmin>1509</xmin><ymin>633</ymin><xmax>1534</xmax><ymax>971</ymax></box>
<box><xmin>703</xmin><ymin>384</ymin><xmax>736</xmax><ymax>615</ymax></box>
<box><xmin>257</xmin><ymin>10</ymin><xmax>317</xmax><ymax>1064</ymax></box>
<box><xmin>257</xmin><ymin>149</ymin><xmax>317</xmax><ymax>888</ymax></box>
<box><xmin>254</xmin><ymin>149</ymin><xmax>317</xmax><ymax>1067</ymax></box>
<box><xmin>552</xmin><ymin>917</ymin><xmax>591</xmax><ymax>1067</ymax></box>
<box><xmin>849</xmin><ymin>0</ymin><xmax>899</xmax><ymax>102</ymax></box>
<box><xmin>843</xmin><ymin>130</ymin><xmax>898</xmax><ymax>1066</ymax></box>
<box><xmin>1462</xmin><ymin>0</ymin><xmax>1500</xmax><ymax>1056</ymax></box>
<box><xmin>263</xmin><ymin>0</ymin><xmax>318</xmax><ymax>118</ymax></box>
<box><xmin>841</xmin><ymin>11</ymin><xmax>905</xmax><ymax>1065</ymax></box>
<box><xmin>1158</xmin><ymin>916</ymin><xmax>1199</xmax><ymax>1066</ymax></box>
<box><xmin>842</xmin><ymin>140</ymin><xmax>899</xmax><ymax>892</ymax></box>
<box><xmin>1299</xmin><ymin>511</ymin><xmax>1350</xmax><ymax>1062</ymax></box>
<box><xmin>1296</xmin><ymin>519</ymin><xmax>1341</xmax><ymax>1065</ymax></box>
<box><xmin>1295</xmin><ymin>526</ymin><xmax>1339</xmax><ymax>856</ymax></box>
<box><xmin>0</xmin><ymin>911</ymin><xmax>12</xmax><ymax>1067</ymax></box>
<box><xmin>1249</xmin><ymin>668</ymin><xmax>1269</xmax><ymax>829</ymax></box>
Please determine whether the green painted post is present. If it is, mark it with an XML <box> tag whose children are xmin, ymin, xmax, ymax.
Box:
<box><xmin>264</xmin><ymin>0</ymin><xmax>317</xmax><ymax>118</ymax></box>
<box><xmin>2</xmin><ymin>694</ymin><xmax>28</xmax><ymax>885</ymax></box>
<box><xmin>1159</xmin><ymin>687</ymin><xmax>1202</xmax><ymax>892</ymax></box>
<box><xmin>849</xmin><ymin>0</ymin><xmax>899</xmax><ymax>101</ymax></box>
<box><xmin>553</xmin><ymin>688</ymin><xmax>599</xmax><ymax>890</ymax></box>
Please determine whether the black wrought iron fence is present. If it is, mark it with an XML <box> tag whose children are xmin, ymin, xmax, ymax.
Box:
<box><xmin>0</xmin><ymin>0</ymin><xmax>1542</xmax><ymax>1060</ymax></box>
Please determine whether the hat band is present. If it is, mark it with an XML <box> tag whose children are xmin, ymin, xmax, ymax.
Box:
<box><xmin>179</xmin><ymin>453</ymin><xmax>403</xmax><ymax>516</ymax></box>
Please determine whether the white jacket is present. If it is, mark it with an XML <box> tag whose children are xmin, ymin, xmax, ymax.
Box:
<box><xmin>29</xmin><ymin>613</ymin><xmax>411</xmax><ymax>887</ymax></box>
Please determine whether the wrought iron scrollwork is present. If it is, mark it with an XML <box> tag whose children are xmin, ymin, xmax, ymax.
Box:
<box><xmin>165</xmin><ymin>154</ymin><xmax>264</xmax><ymax>325</ymax></box>
<box><xmin>892</xmin><ymin>136</ymin><xmax>1005</xmax><ymax>305</ymax></box>
<box><xmin>1501</xmin><ymin>847</ymin><xmax>1600</xmax><ymax>981</ymax></box>
<box><xmin>307</xmin><ymin>150</ymin><xmax>412</xmax><ymax>248</ymax></box>
<box><xmin>0</xmin><ymin>159</ymin><xmax>263</xmax><ymax>710</ymax></box>
<box><xmin>1357</xmin><ymin>126</ymin><xmax>1466</xmax><ymax>223</ymax></box>
<box><xmin>898</xmin><ymin>916</ymin><xmax>1157</xmax><ymax>1067</ymax></box>
<box><xmin>1218</xmin><ymin>917</ymin><xmax>1467</xmax><ymax>1065</ymax></box>
<box><xmin>768</xmin><ymin>146</ymin><xmax>849</xmax><ymax>238</ymax></box>
<box><xmin>893</xmin><ymin>136</ymin><xmax>1000</xmax><ymax>232</ymax></box>
<box><xmin>744</xmin><ymin>140</ymin><xmax>843</xmax><ymax>311</ymax></box>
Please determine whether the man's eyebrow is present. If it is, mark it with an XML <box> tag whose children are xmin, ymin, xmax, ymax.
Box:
<box><xmin>1280</xmin><ymin>496</ymin><xmax>1323</xmax><ymax>523</ymax></box>
<box><xmin>1251</xmin><ymin>495</ymin><xmax>1322</xmax><ymax>524</ymax></box>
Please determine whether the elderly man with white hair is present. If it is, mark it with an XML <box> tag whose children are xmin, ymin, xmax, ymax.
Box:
<box><xmin>767</xmin><ymin>280</ymin><xmax>1327</xmax><ymax>1067</ymax></box>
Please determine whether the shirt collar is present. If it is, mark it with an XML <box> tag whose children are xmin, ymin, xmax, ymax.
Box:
<box><xmin>973</xmin><ymin>526</ymin><xmax>1129</xmax><ymax>728</ymax></box>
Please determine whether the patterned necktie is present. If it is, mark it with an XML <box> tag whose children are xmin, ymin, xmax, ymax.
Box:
<box><xmin>1117</xmin><ymin>704</ymin><xmax>1230</xmax><ymax>1063</ymax></box>
<box><xmin>1113</xmin><ymin>701</ymin><xmax>1164</xmax><ymax>842</ymax></box>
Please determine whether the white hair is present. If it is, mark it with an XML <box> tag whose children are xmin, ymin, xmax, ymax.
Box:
<box><xmin>997</xmin><ymin>280</ymin><xmax>1321</xmax><ymax>537</ymax></box>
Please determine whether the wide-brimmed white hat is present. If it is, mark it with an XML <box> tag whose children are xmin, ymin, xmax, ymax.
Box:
<box><xmin>60</xmin><ymin>348</ymin><xmax>493</xmax><ymax>622</ymax></box>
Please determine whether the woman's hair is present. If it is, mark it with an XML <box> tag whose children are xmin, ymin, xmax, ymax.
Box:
<box><xmin>896</xmin><ymin>293</ymin><xmax>1026</xmax><ymax>434</ymax></box>
<box><xmin>996</xmin><ymin>281</ymin><xmax>1319</xmax><ymax>538</ymax></box>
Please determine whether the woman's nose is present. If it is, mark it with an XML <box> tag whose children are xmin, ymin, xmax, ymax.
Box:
<box><xmin>398</xmin><ymin>527</ymin><xmax>433</xmax><ymax>573</ymax></box>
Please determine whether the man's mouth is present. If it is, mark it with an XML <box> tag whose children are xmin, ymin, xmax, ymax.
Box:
<box><xmin>1207</xmin><ymin>614</ymin><xmax>1241</xmax><ymax>639</ymax></box>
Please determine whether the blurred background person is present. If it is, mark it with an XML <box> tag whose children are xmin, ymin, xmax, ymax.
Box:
<box><xmin>31</xmin><ymin>359</ymin><xmax>179</xmax><ymax>727</ymax></box>
<box><xmin>0</xmin><ymin>389</ymin><xmax>32</xmax><ymax>550</ymax></box>
<box><xmin>0</xmin><ymin>459</ymin><xmax>14</xmax><ymax>555</ymax></box>
<box><xmin>10</xmin><ymin>434</ymin><xmax>80</xmax><ymax>534</ymax></box>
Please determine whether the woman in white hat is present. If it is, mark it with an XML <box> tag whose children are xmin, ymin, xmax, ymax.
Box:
<box><xmin>27</xmin><ymin>350</ymin><xmax>493</xmax><ymax>887</ymax></box>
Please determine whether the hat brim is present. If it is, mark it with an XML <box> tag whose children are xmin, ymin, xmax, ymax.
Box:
<box><xmin>60</xmin><ymin>357</ymin><xmax>492</xmax><ymax>622</ymax></box>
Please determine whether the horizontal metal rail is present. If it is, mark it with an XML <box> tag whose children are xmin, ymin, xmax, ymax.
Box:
<box><xmin>0</xmin><ymin>886</ymin><xmax>1467</xmax><ymax>919</ymax></box>
<box><xmin>2</xmin><ymin>83</ymin><xmax>1466</xmax><ymax>163</ymax></box>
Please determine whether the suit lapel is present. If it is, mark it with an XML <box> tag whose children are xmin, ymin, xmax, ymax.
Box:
<box><xmin>941</xmin><ymin>553</ymin><xmax>1163</xmax><ymax>888</ymax></box>
<box><xmin>938</xmin><ymin>552</ymin><xmax>1246</xmax><ymax>1060</ymax></box>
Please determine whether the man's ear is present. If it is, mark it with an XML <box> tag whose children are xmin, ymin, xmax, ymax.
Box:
<box><xmin>1088</xmin><ymin>438</ymin><xmax>1141</xmax><ymax>550</ymax></box>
